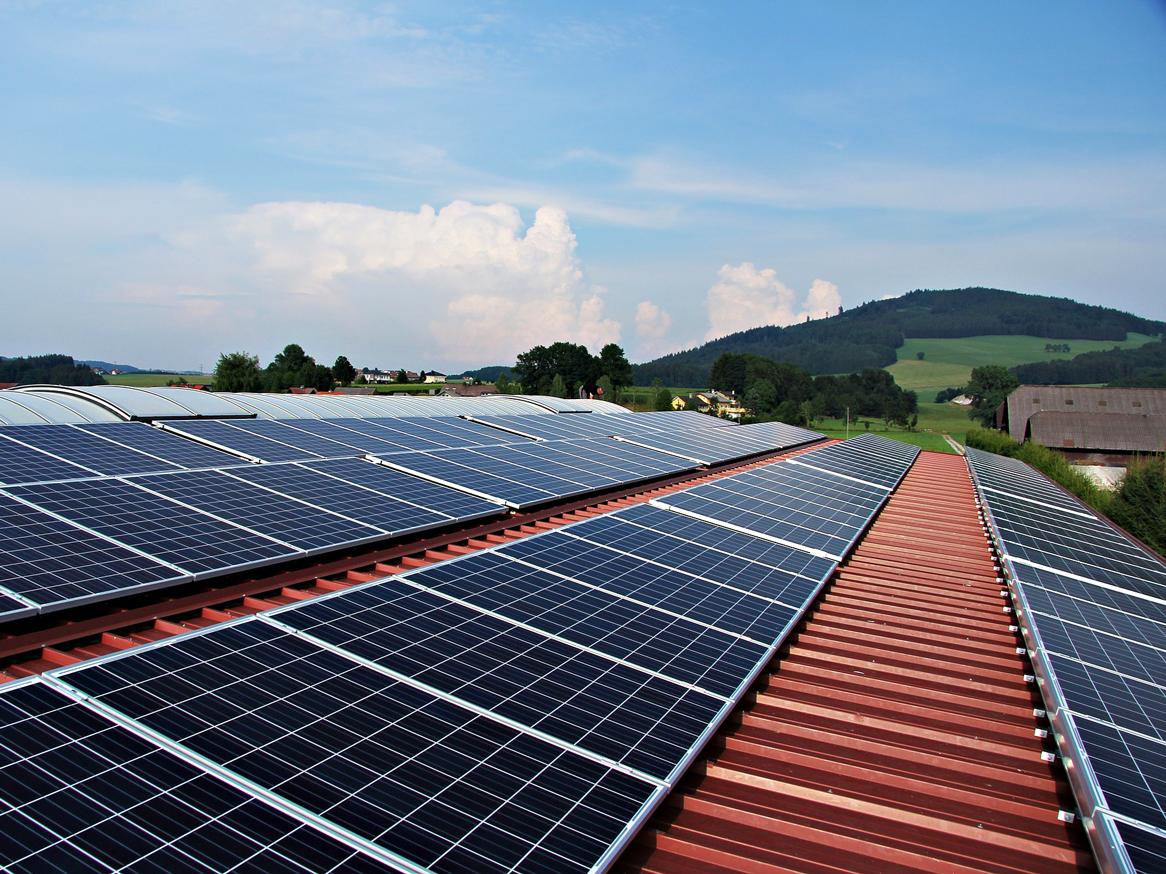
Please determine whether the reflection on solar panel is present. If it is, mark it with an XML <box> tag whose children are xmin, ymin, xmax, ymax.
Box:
<box><xmin>159</xmin><ymin>419</ymin><xmax>322</xmax><ymax>462</ymax></box>
<box><xmin>272</xmin><ymin>578</ymin><xmax>726</xmax><ymax>781</ymax></box>
<box><xmin>131</xmin><ymin>469</ymin><xmax>386</xmax><ymax>553</ymax></box>
<box><xmin>58</xmin><ymin>621</ymin><xmax>659</xmax><ymax>874</ymax></box>
<box><xmin>376</xmin><ymin>438</ymin><xmax>694</xmax><ymax>509</ymax></box>
<box><xmin>0</xmin><ymin>493</ymin><xmax>187</xmax><ymax>611</ymax></box>
<box><xmin>226</xmin><ymin>418</ymin><xmax>367</xmax><ymax>457</ymax></box>
<box><xmin>0</xmin><ymin>680</ymin><xmax>384</xmax><ymax>874</ymax></box>
<box><xmin>407</xmin><ymin>552</ymin><xmax>769</xmax><ymax>697</ymax></box>
<box><xmin>75</xmin><ymin>421</ymin><xmax>247</xmax><ymax>469</ymax></box>
<box><xmin>0</xmin><ymin>424</ymin><xmax>184</xmax><ymax>476</ymax></box>
<box><xmin>0</xmin><ymin>431</ymin><xmax>98</xmax><ymax>485</ymax></box>
<box><xmin>275</xmin><ymin>418</ymin><xmax>416</xmax><ymax>453</ymax></box>
<box><xmin>225</xmin><ymin>462</ymin><xmax>456</xmax><ymax>535</ymax></box>
<box><xmin>968</xmin><ymin>445</ymin><xmax>1166</xmax><ymax>870</ymax></box>
<box><xmin>8</xmin><ymin>479</ymin><xmax>298</xmax><ymax>578</ymax></box>
<box><xmin>303</xmin><ymin>458</ymin><xmax>506</xmax><ymax>522</ymax></box>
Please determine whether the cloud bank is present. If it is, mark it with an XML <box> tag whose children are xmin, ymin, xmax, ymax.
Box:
<box><xmin>227</xmin><ymin>200</ymin><xmax>619</xmax><ymax>364</ymax></box>
<box><xmin>706</xmin><ymin>263</ymin><xmax>841</xmax><ymax>340</ymax></box>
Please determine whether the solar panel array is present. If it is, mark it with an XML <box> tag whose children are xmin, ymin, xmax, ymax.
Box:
<box><xmin>967</xmin><ymin>447</ymin><xmax>1166</xmax><ymax>874</ymax></box>
<box><xmin>0</xmin><ymin>433</ymin><xmax>918</xmax><ymax>873</ymax></box>
<box><xmin>0</xmin><ymin>411</ymin><xmax>822</xmax><ymax>625</ymax></box>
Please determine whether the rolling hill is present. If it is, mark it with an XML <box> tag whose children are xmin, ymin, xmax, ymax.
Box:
<box><xmin>632</xmin><ymin>287</ymin><xmax>1165</xmax><ymax>387</ymax></box>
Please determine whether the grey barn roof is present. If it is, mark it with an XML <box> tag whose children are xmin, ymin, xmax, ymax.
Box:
<box><xmin>1003</xmin><ymin>385</ymin><xmax>1166</xmax><ymax>442</ymax></box>
<box><xmin>1025</xmin><ymin>410</ymin><xmax>1166</xmax><ymax>453</ymax></box>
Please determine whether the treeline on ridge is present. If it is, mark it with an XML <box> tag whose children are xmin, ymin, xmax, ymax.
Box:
<box><xmin>1012</xmin><ymin>339</ymin><xmax>1166</xmax><ymax>387</ymax></box>
<box><xmin>0</xmin><ymin>354</ymin><xmax>105</xmax><ymax>387</ymax></box>
<box><xmin>633</xmin><ymin>287</ymin><xmax>1165</xmax><ymax>387</ymax></box>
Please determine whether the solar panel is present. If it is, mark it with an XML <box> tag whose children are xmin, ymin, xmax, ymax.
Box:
<box><xmin>396</xmin><ymin>416</ymin><xmax>529</xmax><ymax>448</ymax></box>
<box><xmin>407</xmin><ymin>552</ymin><xmax>769</xmax><ymax>697</ymax></box>
<box><xmin>8</xmin><ymin>479</ymin><xmax>298</xmax><ymax>578</ymax></box>
<box><xmin>271</xmin><ymin>578</ymin><xmax>726</xmax><ymax>781</ymax></box>
<box><xmin>558</xmin><ymin>509</ymin><xmax>828</xmax><ymax>606</ymax></box>
<box><xmin>57</xmin><ymin>621</ymin><xmax>660</xmax><ymax>874</ymax></box>
<box><xmin>968</xmin><ymin>445</ymin><xmax>1166</xmax><ymax>866</ymax></box>
<box><xmin>0</xmin><ymin>590</ymin><xmax>36</xmax><ymax>622</ymax></box>
<box><xmin>608</xmin><ymin>504</ymin><xmax>837</xmax><ymax>580</ymax></box>
<box><xmin>225</xmin><ymin>419</ymin><xmax>367</xmax><ymax>458</ymax></box>
<box><xmin>303</xmin><ymin>458</ymin><xmax>506</xmax><ymax>522</ymax></box>
<box><xmin>0</xmin><ymin>492</ymin><xmax>188</xmax><ymax>611</ymax></box>
<box><xmin>131</xmin><ymin>470</ymin><xmax>387</xmax><ymax>554</ymax></box>
<box><xmin>374</xmin><ymin>451</ymin><xmax>565</xmax><ymax>508</ymax></box>
<box><xmin>0</xmin><ymin>424</ymin><xmax>184</xmax><ymax>477</ymax></box>
<box><xmin>75</xmin><ymin>422</ymin><xmax>248</xmax><ymax>470</ymax></box>
<box><xmin>224</xmin><ymin>463</ymin><xmax>456</xmax><ymax>536</ymax></box>
<box><xmin>0</xmin><ymin>432</ymin><xmax>98</xmax><ymax>486</ymax></box>
<box><xmin>274</xmin><ymin>418</ymin><xmax>415</xmax><ymax>454</ymax></box>
<box><xmin>333</xmin><ymin>418</ymin><xmax>450</xmax><ymax>451</ymax></box>
<box><xmin>159</xmin><ymin>420</ymin><xmax>322</xmax><ymax>463</ymax></box>
<box><xmin>497</xmin><ymin>531</ymin><xmax>799</xmax><ymax>645</ymax></box>
<box><xmin>0</xmin><ymin>680</ymin><xmax>385</xmax><ymax>874</ymax></box>
<box><xmin>1107</xmin><ymin>815</ymin><xmax>1166</xmax><ymax>874</ymax></box>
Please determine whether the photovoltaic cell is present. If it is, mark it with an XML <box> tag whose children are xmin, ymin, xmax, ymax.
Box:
<box><xmin>1112</xmin><ymin>817</ymin><xmax>1166</xmax><ymax>874</ymax></box>
<box><xmin>75</xmin><ymin>422</ymin><xmax>247</xmax><ymax>470</ymax></box>
<box><xmin>0</xmin><ymin>680</ymin><xmax>383</xmax><ymax>874</ymax></box>
<box><xmin>225</xmin><ymin>463</ymin><xmax>454</xmax><ymax>535</ymax></box>
<box><xmin>226</xmin><ymin>419</ymin><xmax>366</xmax><ymax>458</ymax></box>
<box><xmin>131</xmin><ymin>470</ymin><xmax>386</xmax><ymax>553</ymax></box>
<box><xmin>408</xmin><ymin>552</ymin><xmax>769</xmax><ymax>697</ymax></box>
<box><xmin>8</xmin><ymin>479</ymin><xmax>298</xmax><ymax>577</ymax></box>
<box><xmin>0</xmin><ymin>424</ymin><xmax>184</xmax><ymax>476</ymax></box>
<box><xmin>0</xmin><ymin>432</ymin><xmax>97</xmax><ymax>486</ymax></box>
<box><xmin>0</xmin><ymin>493</ymin><xmax>187</xmax><ymax>610</ymax></box>
<box><xmin>1070</xmin><ymin>714</ymin><xmax>1166</xmax><ymax>832</ymax></box>
<box><xmin>497</xmin><ymin>532</ymin><xmax>798</xmax><ymax>645</ymax></box>
<box><xmin>60</xmin><ymin>621</ymin><xmax>658</xmax><ymax>874</ymax></box>
<box><xmin>304</xmin><ymin>458</ymin><xmax>506</xmax><ymax>522</ymax></box>
<box><xmin>375</xmin><ymin>451</ymin><xmax>561</xmax><ymax>508</ymax></box>
<box><xmin>611</xmin><ymin>504</ymin><xmax>836</xmax><ymax>581</ymax></box>
<box><xmin>559</xmin><ymin>512</ymin><xmax>823</xmax><ymax>607</ymax></box>
<box><xmin>0</xmin><ymin>591</ymin><xmax>35</xmax><ymax>622</ymax></box>
<box><xmin>274</xmin><ymin>578</ymin><xmax>725</xmax><ymax>780</ymax></box>
<box><xmin>1049</xmin><ymin>653</ymin><xmax>1166</xmax><ymax>744</ymax></box>
<box><xmin>275</xmin><ymin>418</ymin><xmax>414</xmax><ymax>454</ymax></box>
<box><xmin>161</xmin><ymin>420</ymin><xmax>322</xmax><ymax>462</ymax></box>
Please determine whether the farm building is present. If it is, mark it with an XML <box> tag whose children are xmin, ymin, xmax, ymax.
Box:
<box><xmin>997</xmin><ymin>385</ymin><xmax>1166</xmax><ymax>463</ymax></box>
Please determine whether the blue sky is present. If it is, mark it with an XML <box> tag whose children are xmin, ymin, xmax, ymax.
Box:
<box><xmin>2</xmin><ymin>1</ymin><xmax>1164</xmax><ymax>372</ymax></box>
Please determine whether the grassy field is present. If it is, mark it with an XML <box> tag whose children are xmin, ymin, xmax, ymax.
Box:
<box><xmin>888</xmin><ymin>332</ymin><xmax>1157</xmax><ymax>401</ymax></box>
<box><xmin>104</xmin><ymin>373</ymin><xmax>209</xmax><ymax>387</ymax></box>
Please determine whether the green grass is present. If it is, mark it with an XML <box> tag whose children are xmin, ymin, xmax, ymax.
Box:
<box><xmin>105</xmin><ymin>373</ymin><xmax>209</xmax><ymax>387</ymax></box>
<box><xmin>887</xmin><ymin>332</ymin><xmax>1157</xmax><ymax>401</ymax></box>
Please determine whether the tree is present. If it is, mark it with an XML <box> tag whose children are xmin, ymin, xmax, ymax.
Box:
<box><xmin>550</xmin><ymin>373</ymin><xmax>567</xmax><ymax>398</ymax></box>
<box><xmin>1107</xmin><ymin>457</ymin><xmax>1166</xmax><ymax>556</ymax></box>
<box><xmin>965</xmin><ymin>365</ymin><xmax>1019</xmax><ymax>427</ymax></box>
<box><xmin>652</xmin><ymin>386</ymin><xmax>673</xmax><ymax>411</ymax></box>
<box><xmin>597</xmin><ymin>343</ymin><xmax>633</xmax><ymax>390</ymax></box>
<box><xmin>916</xmin><ymin>351</ymin><xmax>925</xmax><ymax>360</ymax></box>
<box><xmin>310</xmin><ymin>364</ymin><xmax>336</xmax><ymax>391</ymax></box>
<box><xmin>332</xmin><ymin>356</ymin><xmax>356</xmax><ymax>386</ymax></box>
<box><xmin>494</xmin><ymin>372</ymin><xmax>513</xmax><ymax>394</ymax></box>
<box><xmin>264</xmin><ymin>343</ymin><xmax>320</xmax><ymax>391</ymax></box>
<box><xmin>514</xmin><ymin>342</ymin><xmax>596</xmax><ymax>396</ymax></box>
<box><xmin>744</xmin><ymin>379</ymin><xmax>778</xmax><ymax>416</ymax></box>
<box><xmin>213</xmin><ymin>352</ymin><xmax>263</xmax><ymax>392</ymax></box>
<box><xmin>395</xmin><ymin>368</ymin><xmax>409</xmax><ymax>384</ymax></box>
<box><xmin>596</xmin><ymin>375</ymin><xmax>615</xmax><ymax>403</ymax></box>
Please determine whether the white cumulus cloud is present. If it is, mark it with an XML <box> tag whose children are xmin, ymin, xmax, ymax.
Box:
<box><xmin>227</xmin><ymin>199</ymin><xmax>619</xmax><ymax>365</ymax></box>
<box><xmin>705</xmin><ymin>263</ymin><xmax>841</xmax><ymax>340</ymax></box>
<box><xmin>634</xmin><ymin>299</ymin><xmax>674</xmax><ymax>358</ymax></box>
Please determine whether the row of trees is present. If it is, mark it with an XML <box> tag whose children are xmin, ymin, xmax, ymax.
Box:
<box><xmin>706</xmin><ymin>353</ymin><xmax>918</xmax><ymax>427</ymax></box>
<box><xmin>512</xmin><ymin>342</ymin><xmax>634</xmax><ymax>400</ymax></box>
<box><xmin>213</xmin><ymin>345</ymin><xmax>356</xmax><ymax>393</ymax></box>
<box><xmin>0</xmin><ymin>354</ymin><xmax>105</xmax><ymax>387</ymax></box>
<box><xmin>1013</xmin><ymin>339</ymin><xmax>1166</xmax><ymax>387</ymax></box>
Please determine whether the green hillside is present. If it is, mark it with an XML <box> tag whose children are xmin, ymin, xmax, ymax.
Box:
<box><xmin>889</xmin><ymin>333</ymin><xmax>1158</xmax><ymax>401</ymax></box>
<box><xmin>105</xmin><ymin>373</ymin><xmax>210</xmax><ymax>387</ymax></box>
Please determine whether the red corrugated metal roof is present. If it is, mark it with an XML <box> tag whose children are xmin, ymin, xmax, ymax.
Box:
<box><xmin>620</xmin><ymin>451</ymin><xmax>1095</xmax><ymax>874</ymax></box>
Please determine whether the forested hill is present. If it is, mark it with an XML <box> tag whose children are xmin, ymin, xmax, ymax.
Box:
<box><xmin>633</xmin><ymin>287</ymin><xmax>1165</xmax><ymax>387</ymax></box>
